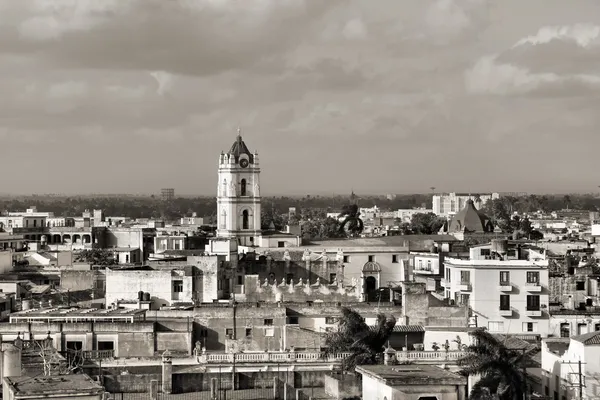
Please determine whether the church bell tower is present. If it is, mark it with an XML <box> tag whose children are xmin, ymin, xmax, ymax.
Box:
<box><xmin>216</xmin><ymin>129</ymin><xmax>262</xmax><ymax>246</ymax></box>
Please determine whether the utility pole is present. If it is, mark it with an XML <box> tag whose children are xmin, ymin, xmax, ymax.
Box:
<box><xmin>561</xmin><ymin>360</ymin><xmax>586</xmax><ymax>399</ymax></box>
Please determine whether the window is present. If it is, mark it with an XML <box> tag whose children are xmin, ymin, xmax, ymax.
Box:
<box><xmin>526</xmin><ymin>295</ymin><xmax>540</xmax><ymax>311</ymax></box>
<box><xmin>265</xmin><ymin>327</ymin><xmax>275</xmax><ymax>337</ymax></box>
<box><xmin>237</xmin><ymin>275</ymin><xmax>243</xmax><ymax>285</ymax></box>
<box><xmin>488</xmin><ymin>321</ymin><xmax>504</xmax><ymax>332</ymax></box>
<box><xmin>507</xmin><ymin>249</ymin><xmax>516</xmax><ymax>257</ymax></box>
<box><xmin>460</xmin><ymin>294</ymin><xmax>470</xmax><ymax>306</ymax></box>
<box><xmin>173</xmin><ymin>280</ymin><xmax>183</xmax><ymax>293</ymax></box>
<box><xmin>288</xmin><ymin>316</ymin><xmax>299</xmax><ymax>324</ymax></box>
<box><xmin>125</xmin><ymin>255</ymin><xmax>129</xmax><ymax>263</ymax></box>
<box><xmin>245</xmin><ymin>328</ymin><xmax>252</xmax><ymax>338</ymax></box>
<box><xmin>499</xmin><ymin>271</ymin><xmax>510</xmax><ymax>285</ymax></box>
<box><xmin>500</xmin><ymin>295</ymin><xmax>510</xmax><ymax>310</ymax></box>
<box><xmin>286</xmin><ymin>274</ymin><xmax>294</xmax><ymax>284</ymax></box>
<box><xmin>427</xmin><ymin>260</ymin><xmax>432</xmax><ymax>271</ymax></box>
<box><xmin>460</xmin><ymin>271</ymin><xmax>470</xmax><ymax>284</ymax></box>
<box><xmin>174</xmin><ymin>242</ymin><xmax>181</xmax><ymax>250</ymax></box>
<box><xmin>523</xmin><ymin>322</ymin><xmax>537</xmax><ymax>332</ymax></box>
<box><xmin>325</xmin><ymin>317</ymin><xmax>336</xmax><ymax>325</ymax></box>
<box><xmin>264</xmin><ymin>319</ymin><xmax>274</xmax><ymax>326</ymax></box>
<box><xmin>418</xmin><ymin>260</ymin><xmax>423</xmax><ymax>269</ymax></box>
<box><xmin>368</xmin><ymin>255</ymin><xmax>375</xmax><ymax>262</ymax></box>
<box><xmin>560</xmin><ymin>323</ymin><xmax>570</xmax><ymax>337</ymax></box>
<box><xmin>480</xmin><ymin>248</ymin><xmax>491</xmax><ymax>256</ymax></box>
<box><xmin>33</xmin><ymin>220</ymin><xmax>37</xmax><ymax>228</ymax></box>
<box><xmin>526</xmin><ymin>271</ymin><xmax>540</xmax><ymax>284</ymax></box>
<box><xmin>225</xmin><ymin>328</ymin><xmax>234</xmax><ymax>338</ymax></box>
<box><xmin>576</xmin><ymin>281</ymin><xmax>585</xmax><ymax>290</ymax></box>
<box><xmin>445</xmin><ymin>268</ymin><xmax>451</xmax><ymax>282</ymax></box>
<box><xmin>242</xmin><ymin>210</ymin><xmax>249</xmax><ymax>229</ymax></box>
<box><xmin>329</xmin><ymin>274</ymin><xmax>337</xmax><ymax>284</ymax></box>
<box><xmin>595</xmin><ymin>323</ymin><xmax>600</xmax><ymax>332</ymax></box>
<box><xmin>278</xmin><ymin>241</ymin><xmax>285</xmax><ymax>248</ymax></box>
<box><xmin>392</xmin><ymin>255</ymin><xmax>398</xmax><ymax>263</ymax></box>
<box><xmin>97</xmin><ymin>341</ymin><xmax>114</xmax><ymax>351</ymax></box>
<box><xmin>343</xmin><ymin>255</ymin><xmax>350</xmax><ymax>263</ymax></box>
<box><xmin>240</xmin><ymin>179</ymin><xmax>247</xmax><ymax>196</ymax></box>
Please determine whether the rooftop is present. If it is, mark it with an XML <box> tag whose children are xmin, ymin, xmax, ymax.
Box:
<box><xmin>444</xmin><ymin>257</ymin><xmax>548</xmax><ymax>268</ymax></box>
<box><xmin>572</xmin><ymin>331</ymin><xmax>600</xmax><ymax>345</ymax></box>
<box><xmin>303</xmin><ymin>235</ymin><xmax>458</xmax><ymax>249</ymax></box>
<box><xmin>356</xmin><ymin>364</ymin><xmax>467</xmax><ymax>386</ymax></box>
<box><xmin>4</xmin><ymin>374</ymin><xmax>104</xmax><ymax>397</ymax></box>
<box><xmin>10</xmin><ymin>307</ymin><xmax>146</xmax><ymax>322</ymax></box>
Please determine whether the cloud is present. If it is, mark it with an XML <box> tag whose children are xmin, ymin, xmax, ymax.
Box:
<box><xmin>465</xmin><ymin>55</ymin><xmax>600</xmax><ymax>96</ymax></box>
<box><xmin>46</xmin><ymin>80</ymin><xmax>88</xmax><ymax>98</ymax></box>
<box><xmin>149</xmin><ymin>71</ymin><xmax>174</xmax><ymax>96</ymax></box>
<box><xmin>513</xmin><ymin>23</ymin><xmax>600</xmax><ymax>48</ymax></box>
<box><xmin>342</xmin><ymin>18</ymin><xmax>368</xmax><ymax>40</ymax></box>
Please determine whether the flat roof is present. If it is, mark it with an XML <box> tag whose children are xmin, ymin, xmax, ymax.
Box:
<box><xmin>10</xmin><ymin>307</ymin><xmax>146</xmax><ymax>319</ymax></box>
<box><xmin>5</xmin><ymin>374</ymin><xmax>103</xmax><ymax>396</ymax></box>
<box><xmin>356</xmin><ymin>364</ymin><xmax>467</xmax><ymax>386</ymax></box>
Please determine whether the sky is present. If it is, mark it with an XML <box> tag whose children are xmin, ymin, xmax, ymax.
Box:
<box><xmin>0</xmin><ymin>0</ymin><xmax>599</xmax><ymax>196</ymax></box>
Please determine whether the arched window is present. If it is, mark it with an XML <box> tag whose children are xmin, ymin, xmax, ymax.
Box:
<box><xmin>242</xmin><ymin>210</ymin><xmax>249</xmax><ymax>229</ymax></box>
<box><xmin>222</xmin><ymin>179</ymin><xmax>227</xmax><ymax>196</ymax></box>
<box><xmin>240</xmin><ymin>179</ymin><xmax>247</xmax><ymax>196</ymax></box>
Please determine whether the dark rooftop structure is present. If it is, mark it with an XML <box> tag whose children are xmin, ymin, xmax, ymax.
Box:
<box><xmin>226</xmin><ymin>133</ymin><xmax>254</xmax><ymax>163</ymax></box>
<box><xmin>4</xmin><ymin>374</ymin><xmax>104</xmax><ymax>398</ymax></box>
<box><xmin>572</xmin><ymin>330</ymin><xmax>600</xmax><ymax>345</ymax></box>
<box><xmin>356</xmin><ymin>364</ymin><xmax>467</xmax><ymax>386</ymax></box>
<box><xmin>447</xmin><ymin>199</ymin><xmax>494</xmax><ymax>233</ymax></box>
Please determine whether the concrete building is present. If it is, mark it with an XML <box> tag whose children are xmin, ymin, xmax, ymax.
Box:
<box><xmin>433</xmin><ymin>192</ymin><xmax>499</xmax><ymax>217</ymax></box>
<box><xmin>4</xmin><ymin>374</ymin><xmax>104</xmax><ymax>400</ymax></box>
<box><xmin>161</xmin><ymin>188</ymin><xmax>175</xmax><ymax>202</ymax></box>
<box><xmin>443</xmin><ymin>240</ymin><xmax>550</xmax><ymax>337</ymax></box>
<box><xmin>5</xmin><ymin>307</ymin><xmax>192</xmax><ymax>358</ymax></box>
<box><xmin>541</xmin><ymin>333</ymin><xmax>600</xmax><ymax>400</ymax></box>
<box><xmin>356</xmin><ymin>364</ymin><xmax>467</xmax><ymax>400</ymax></box>
<box><xmin>217</xmin><ymin>132</ymin><xmax>262</xmax><ymax>246</ymax></box>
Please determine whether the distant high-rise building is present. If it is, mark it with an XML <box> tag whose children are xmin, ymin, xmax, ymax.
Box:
<box><xmin>161</xmin><ymin>188</ymin><xmax>175</xmax><ymax>202</ymax></box>
<box><xmin>432</xmin><ymin>192</ymin><xmax>499</xmax><ymax>216</ymax></box>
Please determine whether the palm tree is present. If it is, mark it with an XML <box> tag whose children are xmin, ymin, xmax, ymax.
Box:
<box><xmin>324</xmin><ymin>307</ymin><xmax>396</xmax><ymax>372</ymax></box>
<box><xmin>457</xmin><ymin>329</ymin><xmax>535</xmax><ymax>400</ymax></box>
<box><xmin>338</xmin><ymin>204</ymin><xmax>364</xmax><ymax>237</ymax></box>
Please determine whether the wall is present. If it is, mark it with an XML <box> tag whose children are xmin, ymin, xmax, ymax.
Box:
<box><xmin>105</xmin><ymin>268</ymin><xmax>194</xmax><ymax>309</ymax></box>
<box><xmin>103</xmin><ymin>228</ymin><xmax>144</xmax><ymax>258</ymax></box>
<box><xmin>188</xmin><ymin>256</ymin><xmax>222</xmax><ymax>303</ymax></box>
<box><xmin>0</xmin><ymin>252</ymin><xmax>11</xmax><ymax>275</ymax></box>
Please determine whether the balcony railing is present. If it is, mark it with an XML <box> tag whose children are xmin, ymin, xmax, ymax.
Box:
<box><xmin>81</xmin><ymin>350</ymin><xmax>114</xmax><ymax>360</ymax></box>
<box><xmin>200</xmin><ymin>351</ymin><xmax>352</xmax><ymax>364</ymax></box>
<box><xmin>458</xmin><ymin>281</ymin><xmax>472</xmax><ymax>291</ymax></box>
<box><xmin>524</xmin><ymin>282</ymin><xmax>542</xmax><ymax>292</ymax></box>
<box><xmin>498</xmin><ymin>282</ymin><xmax>513</xmax><ymax>291</ymax></box>
<box><xmin>396</xmin><ymin>350</ymin><xmax>468</xmax><ymax>362</ymax></box>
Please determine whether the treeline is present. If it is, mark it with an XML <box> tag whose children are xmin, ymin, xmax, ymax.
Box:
<box><xmin>0</xmin><ymin>193</ymin><xmax>598</xmax><ymax>223</ymax></box>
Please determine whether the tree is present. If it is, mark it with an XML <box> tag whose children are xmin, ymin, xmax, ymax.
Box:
<box><xmin>261</xmin><ymin>208</ymin><xmax>286</xmax><ymax>231</ymax></box>
<box><xmin>410</xmin><ymin>213</ymin><xmax>445</xmax><ymax>235</ymax></box>
<box><xmin>74</xmin><ymin>249</ymin><xmax>115</xmax><ymax>265</ymax></box>
<box><xmin>338</xmin><ymin>204</ymin><xmax>364</xmax><ymax>237</ymax></box>
<box><xmin>324</xmin><ymin>308</ymin><xmax>396</xmax><ymax>372</ymax></box>
<box><xmin>458</xmin><ymin>329</ymin><xmax>535</xmax><ymax>400</ymax></box>
<box><xmin>301</xmin><ymin>217</ymin><xmax>345</xmax><ymax>240</ymax></box>
<box><xmin>34</xmin><ymin>338</ymin><xmax>83</xmax><ymax>376</ymax></box>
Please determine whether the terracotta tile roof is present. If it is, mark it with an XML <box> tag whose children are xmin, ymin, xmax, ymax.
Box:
<box><xmin>572</xmin><ymin>331</ymin><xmax>600</xmax><ymax>345</ymax></box>
<box><xmin>369</xmin><ymin>325</ymin><xmax>424</xmax><ymax>333</ymax></box>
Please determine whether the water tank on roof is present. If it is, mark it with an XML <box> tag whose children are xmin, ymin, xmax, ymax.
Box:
<box><xmin>491</xmin><ymin>239</ymin><xmax>508</xmax><ymax>254</ymax></box>
<box><xmin>3</xmin><ymin>344</ymin><xmax>22</xmax><ymax>378</ymax></box>
<box><xmin>143</xmin><ymin>292</ymin><xmax>150</xmax><ymax>302</ymax></box>
<box><xmin>21</xmin><ymin>299</ymin><xmax>31</xmax><ymax>311</ymax></box>
<box><xmin>138</xmin><ymin>291</ymin><xmax>144</xmax><ymax>301</ymax></box>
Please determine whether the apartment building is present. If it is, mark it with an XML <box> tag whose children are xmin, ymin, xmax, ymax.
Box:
<box><xmin>442</xmin><ymin>240</ymin><xmax>550</xmax><ymax>337</ymax></box>
<box><xmin>433</xmin><ymin>192</ymin><xmax>499</xmax><ymax>216</ymax></box>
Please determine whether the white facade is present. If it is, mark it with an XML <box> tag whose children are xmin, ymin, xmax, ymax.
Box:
<box><xmin>592</xmin><ymin>224</ymin><xmax>600</xmax><ymax>236</ymax></box>
<box><xmin>442</xmin><ymin>247</ymin><xmax>550</xmax><ymax>337</ymax></box>
<box><xmin>433</xmin><ymin>192</ymin><xmax>499</xmax><ymax>216</ymax></box>
<box><xmin>541</xmin><ymin>335</ymin><xmax>600</xmax><ymax>400</ymax></box>
<box><xmin>216</xmin><ymin>135</ymin><xmax>262</xmax><ymax>246</ymax></box>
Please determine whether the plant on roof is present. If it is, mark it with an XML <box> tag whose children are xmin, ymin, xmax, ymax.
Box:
<box><xmin>457</xmin><ymin>329</ymin><xmax>535</xmax><ymax>400</ymax></box>
<box><xmin>324</xmin><ymin>307</ymin><xmax>395</xmax><ymax>372</ymax></box>
<box><xmin>338</xmin><ymin>204</ymin><xmax>364</xmax><ymax>237</ymax></box>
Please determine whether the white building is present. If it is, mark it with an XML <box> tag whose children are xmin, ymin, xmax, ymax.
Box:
<box><xmin>395</xmin><ymin>208</ymin><xmax>434</xmax><ymax>223</ymax></box>
<box><xmin>216</xmin><ymin>131</ymin><xmax>262</xmax><ymax>246</ymax></box>
<box><xmin>442</xmin><ymin>241</ymin><xmax>550</xmax><ymax>337</ymax></box>
<box><xmin>433</xmin><ymin>192</ymin><xmax>499</xmax><ymax>216</ymax></box>
<box><xmin>541</xmin><ymin>333</ymin><xmax>600</xmax><ymax>400</ymax></box>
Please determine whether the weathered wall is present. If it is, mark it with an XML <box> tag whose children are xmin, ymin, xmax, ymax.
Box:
<box><xmin>156</xmin><ymin>332</ymin><xmax>192</xmax><ymax>354</ymax></box>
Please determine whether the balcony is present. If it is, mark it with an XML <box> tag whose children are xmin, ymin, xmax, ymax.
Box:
<box><xmin>499</xmin><ymin>307</ymin><xmax>513</xmax><ymax>317</ymax></box>
<box><xmin>458</xmin><ymin>281</ymin><xmax>472</xmax><ymax>292</ymax></box>
<box><xmin>441</xmin><ymin>280</ymin><xmax>450</xmax><ymax>288</ymax></box>
<box><xmin>498</xmin><ymin>282</ymin><xmax>513</xmax><ymax>292</ymax></box>
<box><xmin>525</xmin><ymin>308</ymin><xmax>542</xmax><ymax>317</ymax></box>
<box><xmin>524</xmin><ymin>282</ymin><xmax>542</xmax><ymax>292</ymax></box>
<box><xmin>414</xmin><ymin>267</ymin><xmax>434</xmax><ymax>275</ymax></box>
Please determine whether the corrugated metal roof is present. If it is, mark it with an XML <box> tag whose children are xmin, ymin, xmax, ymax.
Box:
<box><xmin>369</xmin><ymin>325</ymin><xmax>424</xmax><ymax>333</ymax></box>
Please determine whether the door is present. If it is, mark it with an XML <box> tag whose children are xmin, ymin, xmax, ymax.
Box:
<box><xmin>365</xmin><ymin>276</ymin><xmax>377</xmax><ymax>301</ymax></box>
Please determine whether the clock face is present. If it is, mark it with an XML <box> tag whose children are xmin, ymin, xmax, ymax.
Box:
<box><xmin>239</xmin><ymin>159</ymin><xmax>249</xmax><ymax>168</ymax></box>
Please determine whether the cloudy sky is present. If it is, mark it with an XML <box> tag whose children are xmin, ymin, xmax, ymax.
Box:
<box><xmin>0</xmin><ymin>0</ymin><xmax>599</xmax><ymax>195</ymax></box>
